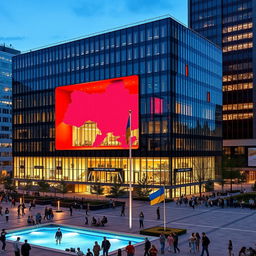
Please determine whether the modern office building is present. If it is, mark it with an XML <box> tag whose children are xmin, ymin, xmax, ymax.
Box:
<box><xmin>12</xmin><ymin>16</ymin><xmax>222</xmax><ymax>197</ymax></box>
<box><xmin>188</xmin><ymin>0</ymin><xmax>256</xmax><ymax>182</ymax></box>
<box><xmin>0</xmin><ymin>45</ymin><xmax>20</xmax><ymax>175</ymax></box>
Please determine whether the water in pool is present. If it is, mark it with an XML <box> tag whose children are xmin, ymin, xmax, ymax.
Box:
<box><xmin>7</xmin><ymin>225</ymin><xmax>144</xmax><ymax>254</ymax></box>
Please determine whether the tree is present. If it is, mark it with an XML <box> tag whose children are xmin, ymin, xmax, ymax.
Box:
<box><xmin>1</xmin><ymin>176</ymin><xmax>16</xmax><ymax>192</ymax></box>
<box><xmin>192</xmin><ymin>159</ymin><xmax>208</xmax><ymax>198</ymax></box>
<box><xmin>204</xmin><ymin>179</ymin><xmax>214</xmax><ymax>192</ymax></box>
<box><xmin>57</xmin><ymin>180</ymin><xmax>68</xmax><ymax>198</ymax></box>
<box><xmin>109</xmin><ymin>183</ymin><xmax>126</xmax><ymax>198</ymax></box>
<box><xmin>37</xmin><ymin>180</ymin><xmax>50</xmax><ymax>196</ymax></box>
<box><xmin>91</xmin><ymin>184</ymin><xmax>104</xmax><ymax>197</ymax></box>
<box><xmin>222</xmin><ymin>156</ymin><xmax>243</xmax><ymax>192</ymax></box>
<box><xmin>136</xmin><ymin>177</ymin><xmax>152</xmax><ymax>198</ymax></box>
<box><xmin>24</xmin><ymin>180</ymin><xmax>33</xmax><ymax>194</ymax></box>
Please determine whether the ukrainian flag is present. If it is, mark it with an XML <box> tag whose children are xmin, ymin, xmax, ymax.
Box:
<box><xmin>149</xmin><ymin>187</ymin><xmax>165</xmax><ymax>205</ymax></box>
<box><xmin>126</xmin><ymin>115</ymin><xmax>131</xmax><ymax>144</ymax></box>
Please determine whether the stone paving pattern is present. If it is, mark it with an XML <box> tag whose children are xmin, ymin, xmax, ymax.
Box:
<box><xmin>0</xmin><ymin>199</ymin><xmax>255</xmax><ymax>255</ymax></box>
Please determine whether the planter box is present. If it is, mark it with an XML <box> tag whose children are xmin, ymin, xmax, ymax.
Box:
<box><xmin>140</xmin><ymin>227</ymin><xmax>187</xmax><ymax>237</ymax></box>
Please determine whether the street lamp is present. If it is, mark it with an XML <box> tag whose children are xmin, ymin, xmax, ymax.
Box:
<box><xmin>56</xmin><ymin>200</ymin><xmax>63</xmax><ymax>212</ymax></box>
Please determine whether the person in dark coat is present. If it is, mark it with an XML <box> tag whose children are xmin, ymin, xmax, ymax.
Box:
<box><xmin>144</xmin><ymin>237</ymin><xmax>151</xmax><ymax>256</ymax></box>
<box><xmin>69</xmin><ymin>205</ymin><xmax>73</xmax><ymax>216</ymax></box>
<box><xmin>101</xmin><ymin>237</ymin><xmax>111</xmax><ymax>256</ymax></box>
<box><xmin>156</xmin><ymin>207</ymin><xmax>160</xmax><ymax>220</ymax></box>
<box><xmin>173</xmin><ymin>233</ymin><xmax>180</xmax><ymax>253</ymax></box>
<box><xmin>201</xmin><ymin>232</ymin><xmax>210</xmax><ymax>256</ymax></box>
<box><xmin>21</xmin><ymin>240</ymin><xmax>31</xmax><ymax>256</ymax></box>
<box><xmin>0</xmin><ymin>229</ymin><xmax>7</xmax><ymax>251</ymax></box>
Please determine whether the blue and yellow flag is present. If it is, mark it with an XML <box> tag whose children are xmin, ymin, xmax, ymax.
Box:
<box><xmin>126</xmin><ymin>115</ymin><xmax>131</xmax><ymax>144</ymax></box>
<box><xmin>149</xmin><ymin>187</ymin><xmax>165</xmax><ymax>205</ymax></box>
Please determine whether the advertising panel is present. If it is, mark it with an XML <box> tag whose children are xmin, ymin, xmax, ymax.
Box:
<box><xmin>55</xmin><ymin>76</ymin><xmax>139</xmax><ymax>150</ymax></box>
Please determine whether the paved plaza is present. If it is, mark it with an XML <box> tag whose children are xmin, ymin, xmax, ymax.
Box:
<box><xmin>0</xmin><ymin>198</ymin><xmax>255</xmax><ymax>255</ymax></box>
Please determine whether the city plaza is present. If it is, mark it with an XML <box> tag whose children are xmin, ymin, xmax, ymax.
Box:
<box><xmin>0</xmin><ymin>195</ymin><xmax>255</xmax><ymax>255</ymax></box>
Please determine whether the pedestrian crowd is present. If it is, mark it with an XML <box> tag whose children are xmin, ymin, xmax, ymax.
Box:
<box><xmin>176</xmin><ymin>192</ymin><xmax>256</xmax><ymax>210</ymax></box>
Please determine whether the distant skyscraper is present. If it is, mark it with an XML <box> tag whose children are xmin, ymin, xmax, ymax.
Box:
<box><xmin>0</xmin><ymin>45</ymin><xmax>20</xmax><ymax>175</ymax></box>
<box><xmin>188</xmin><ymin>0</ymin><xmax>256</xmax><ymax>181</ymax></box>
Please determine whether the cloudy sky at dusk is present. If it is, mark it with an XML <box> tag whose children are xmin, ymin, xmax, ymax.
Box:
<box><xmin>0</xmin><ymin>0</ymin><xmax>187</xmax><ymax>52</ymax></box>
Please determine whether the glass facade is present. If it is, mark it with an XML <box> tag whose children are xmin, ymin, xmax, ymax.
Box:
<box><xmin>189</xmin><ymin>0</ymin><xmax>256</xmax><ymax>180</ymax></box>
<box><xmin>0</xmin><ymin>45</ymin><xmax>20</xmax><ymax>175</ymax></box>
<box><xmin>13</xmin><ymin>17</ymin><xmax>222</xmax><ymax>197</ymax></box>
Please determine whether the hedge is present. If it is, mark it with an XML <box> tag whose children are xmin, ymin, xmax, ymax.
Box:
<box><xmin>140</xmin><ymin>227</ymin><xmax>186</xmax><ymax>237</ymax></box>
<box><xmin>9</xmin><ymin>193</ymin><xmax>125</xmax><ymax>210</ymax></box>
<box><xmin>227</xmin><ymin>192</ymin><xmax>256</xmax><ymax>203</ymax></box>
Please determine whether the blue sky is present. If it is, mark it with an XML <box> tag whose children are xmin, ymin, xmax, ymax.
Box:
<box><xmin>0</xmin><ymin>0</ymin><xmax>187</xmax><ymax>52</ymax></box>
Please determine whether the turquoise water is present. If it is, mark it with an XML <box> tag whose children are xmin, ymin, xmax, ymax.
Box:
<box><xmin>7</xmin><ymin>225</ymin><xmax>144</xmax><ymax>254</ymax></box>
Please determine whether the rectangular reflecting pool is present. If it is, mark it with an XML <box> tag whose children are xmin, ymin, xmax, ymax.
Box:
<box><xmin>7</xmin><ymin>224</ymin><xmax>146</xmax><ymax>255</ymax></box>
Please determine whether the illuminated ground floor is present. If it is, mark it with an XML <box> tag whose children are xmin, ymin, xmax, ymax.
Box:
<box><xmin>14</xmin><ymin>156</ymin><xmax>219</xmax><ymax>198</ymax></box>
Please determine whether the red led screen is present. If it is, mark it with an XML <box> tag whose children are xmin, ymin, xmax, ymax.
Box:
<box><xmin>55</xmin><ymin>76</ymin><xmax>139</xmax><ymax>150</ymax></box>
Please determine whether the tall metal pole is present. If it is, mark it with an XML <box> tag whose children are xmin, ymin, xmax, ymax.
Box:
<box><xmin>129</xmin><ymin>110</ymin><xmax>133</xmax><ymax>230</ymax></box>
<box><xmin>163</xmin><ymin>186</ymin><xmax>166</xmax><ymax>231</ymax></box>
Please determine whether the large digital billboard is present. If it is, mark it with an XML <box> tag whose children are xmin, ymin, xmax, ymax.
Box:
<box><xmin>248</xmin><ymin>148</ymin><xmax>256</xmax><ymax>166</ymax></box>
<box><xmin>55</xmin><ymin>76</ymin><xmax>139</xmax><ymax>150</ymax></box>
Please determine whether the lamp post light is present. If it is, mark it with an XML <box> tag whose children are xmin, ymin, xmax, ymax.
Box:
<box><xmin>56</xmin><ymin>200</ymin><xmax>63</xmax><ymax>212</ymax></box>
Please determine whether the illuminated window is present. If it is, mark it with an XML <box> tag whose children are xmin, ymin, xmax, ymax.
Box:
<box><xmin>185</xmin><ymin>64</ymin><xmax>189</xmax><ymax>77</ymax></box>
<box><xmin>207</xmin><ymin>92</ymin><xmax>210</xmax><ymax>102</ymax></box>
<box><xmin>223</xmin><ymin>112</ymin><xmax>253</xmax><ymax>120</ymax></box>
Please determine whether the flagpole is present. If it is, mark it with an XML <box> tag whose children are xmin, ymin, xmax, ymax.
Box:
<box><xmin>129</xmin><ymin>110</ymin><xmax>133</xmax><ymax>230</ymax></box>
<box><xmin>163</xmin><ymin>186</ymin><xmax>166</xmax><ymax>231</ymax></box>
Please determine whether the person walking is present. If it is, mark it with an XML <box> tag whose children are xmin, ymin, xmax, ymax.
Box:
<box><xmin>44</xmin><ymin>207</ymin><xmax>48</xmax><ymax>220</ymax></box>
<box><xmin>0</xmin><ymin>229</ymin><xmax>7</xmax><ymax>251</ymax></box>
<box><xmin>101</xmin><ymin>237</ymin><xmax>111</xmax><ymax>256</ymax></box>
<box><xmin>17</xmin><ymin>205</ymin><xmax>21</xmax><ymax>219</ymax></box>
<box><xmin>167</xmin><ymin>233</ymin><xmax>174</xmax><ymax>252</ymax></box>
<box><xmin>139</xmin><ymin>211</ymin><xmax>144</xmax><ymax>228</ymax></box>
<box><xmin>149</xmin><ymin>244</ymin><xmax>158</xmax><ymax>256</ymax></box>
<box><xmin>86</xmin><ymin>203</ymin><xmax>90</xmax><ymax>216</ymax></box>
<box><xmin>125</xmin><ymin>241</ymin><xmax>135</xmax><ymax>256</ymax></box>
<box><xmin>93</xmin><ymin>241</ymin><xmax>101</xmax><ymax>256</ymax></box>
<box><xmin>159</xmin><ymin>233</ymin><xmax>166</xmax><ymax>254</ymax></box>
<box><xmin>121</xmin><ymin>204</ymin><xmax>125</xmax><ymax>216</ymax></box>
<box><xmin>173</xmin><ymin>233</ymin><xmax>180</xmax><ymax>253</ymax></box>
<box><xmin>21</xmin><ymin>240</ymin><xmax>31</xmax><ymax>256</ymax></box>
<box><xmin>69</xmin><ymin>205</ymin><xmax>73</xmax><ymax>216</ymax></box>
<box><xmin>201</xmin><ymin>232</ymin><xmax>210</xmax><ymax>256</ymax></box>
<box><xmin>22</xmin><ymin>203</ymin><xmax>26</xmax><ymax>216</ymax></box>
<box><xmin>13</xmin><ymin>237</ymin><xmax>21</xmax><ymax>256</ymax></box>
<box><xmin>156</xmin><ymin>207</ymin><xmax>160</xmax><ymax>220</ymax></box>
<box><xmin>195</xmin><ymin>233</ymin><xmax>201</xmax><ymax>252</ymax></box>
<box><xmin>5</xmin><ymin>208</ymin><xmax>9</xmax><ymax>222</ymax></box>
<box><xmin>188</xmin><ymin>233</ymin><xmax>196</xmax><ymax>254</ymax></box>
<box><xmin>228</xmin><ymin>240</ymin><xmax>233</xmax><ymax>256</ymax></box>
<box><xmin>55</xmin><ymin>228</ymin><xmax>62</xmax><ymax>244</ymax></box>
<box><xmin>144</xmin><ymin>238</ymin><xmax>151</xmax><ymax>256</ymax></box>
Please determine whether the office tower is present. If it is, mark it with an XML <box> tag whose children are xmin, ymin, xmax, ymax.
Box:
<box><xmin>12</xmin><ymin>16</ymin><xmax>222</xmax><ymax>197</ymax></box>
<box><xmin>189</xmin><ymin>0</ymin><xmax>256</xmax><ymax>181</ymax></box>
<box><xmin>0</xmin><ymin>45</ymin><xmax>20</xmax><ymax>175</ymax></box>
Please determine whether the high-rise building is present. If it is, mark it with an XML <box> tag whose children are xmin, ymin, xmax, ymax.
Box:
<box><xmin>12</xmin><ymin>16</ymin><xmax>222</xmax><ymax>197</ymax></box>
<box><xmin>189</xmin><ymin>0</ymin><xmax>256</xmax><ymax>182</ymax></box>
<box><xmin>0</xmin><ymin>45</ymin><xmax>20</xmax><ymax>175</ymax></box>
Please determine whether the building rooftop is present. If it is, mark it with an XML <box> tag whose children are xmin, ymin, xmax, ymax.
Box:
<box><xmin>19</xmin><ymin>14</ymin><xmax>220</xmax><ymax>55</ymax></box>
<box><xmin>0</xmin><ymin>44</ymin><xmax>20</xmax><ymax>55</ymax></box>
